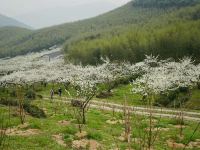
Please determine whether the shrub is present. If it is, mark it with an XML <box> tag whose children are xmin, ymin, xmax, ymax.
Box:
<box><xmin>24</xmin><ymin>104</ymin><xmax>46</xmax><ymax>118</ymax></box>
<box><xmin>64</xmin><ymin>126</ymin><xmax>77</xmax><ymax>135</ymax></box>
<box><xmin>0</xmin><ymin>98</ymin><xmax>46</xmax><ymax>118</ymax></box>
<box><xmin>25</xmin><ymin>89</ymin><xmax>36</xmax><ymax>100</ymax></box>
<box><xmin>9</xmin><ymin>89</ymin><xmax>16</xmax><ymax>97</ymax></box>
<box><xmin>87</xmin><ymin>131</ymin><xmax>103</xmax><ymax>141</ymax></box>
<box><xmin>96</xmin><ymin>91</ymin><xmax>113</xmax><ymax>98</ymax></box>
<box><xmin>197</xmin><ymin>82</ymin><xmax>200</xmax><ymax>89</ymax></box>
<box><xmin>63</xmin><ymin>134</ymin><xmax>73</xmax><ymax>143</ymax></box>
<box><xmin>0</xmin><ymin>98</ymin><xmax>18</xmax><ymax>106</ymax></box>
<box><xmin>154</xmin><ymin>89</ymin><xmax>190</xmax><ymax>108</ymax></box>
<box><xmin>37</xmin><ymin>95</ymin><xmax>43</xmax><ymax>99</ymax></box>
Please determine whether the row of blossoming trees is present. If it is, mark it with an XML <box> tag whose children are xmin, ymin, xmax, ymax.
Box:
<box><xmin>1</xmin><ymin>49</ymin><xmax>200</xmax><ymax>148</ymax></box>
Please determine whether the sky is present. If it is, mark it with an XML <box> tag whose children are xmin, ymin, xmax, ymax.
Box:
<box><xmin>0</xmin><ymin>0</ymin><xmax>131</xmax><ymax>29</ymax></box>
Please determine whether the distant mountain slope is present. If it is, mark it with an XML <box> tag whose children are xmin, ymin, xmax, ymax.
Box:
<box><xmin>0</xmin><ymin>14</ymin><xmax>31</xmax><ymax>29</ymax></box>
<box><xmin>0</xmin><ymin>0</ymin><xmax>200</xmax><ymax>59</ymax></box>
<box><xmin>0</xmin><ymin>27</ymin><xmax>32</xmax><ymax>53</ymax></box>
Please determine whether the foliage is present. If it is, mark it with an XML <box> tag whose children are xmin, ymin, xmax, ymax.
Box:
<box><xmin>1</xmin><ymin>0</ymin><xmax>200</xmax><ymax>60</ymax></box>
<box><xmin>25</xmin><ymin>89</ymin><xmax>36</xmax><ymax>100</ymax></box>
<box><xmin>66</xmin><ymin>19</ymin><xmax>200</xmax><ymax>65</ymax></box>
<box><xmin>134</xmin><ymin>0</ymin><xmax>200</xmax><ymax>8</ymax></box>
<box><xmin>87</xmin><ymin>131</ymin><xmax>103</xmax><ymax>141</ymax></box>
<box><xmin>23</xmin><ymin>104</ymin><xmax>46</xmax><ymax>118</ymax></box>
<box><xmin>0</xmin><ymin>98</ymin><xmax>46</xmax><ymax>118</ymax></box>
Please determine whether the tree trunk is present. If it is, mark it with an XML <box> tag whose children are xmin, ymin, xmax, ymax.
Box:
<box><xmin>82</xmin><ymin>108</ymin><xmax>86</xmax><ymax>124</ymax></box>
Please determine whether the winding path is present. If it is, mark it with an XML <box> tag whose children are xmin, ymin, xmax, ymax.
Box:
<box><xmin>43</xmin><ymin>97</ymin><xmax>200</xmax><ymax>122</ymax></box>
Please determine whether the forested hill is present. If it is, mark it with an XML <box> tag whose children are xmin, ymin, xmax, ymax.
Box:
<box><xmin>0</xmin><ymin>14</ymin><xmax>31</xmax><ymax>29</ymax></box>
<box><xmin>0</xmin><ymin>0</ymin><xmax>200</xmax><ymax>61</ymax></box>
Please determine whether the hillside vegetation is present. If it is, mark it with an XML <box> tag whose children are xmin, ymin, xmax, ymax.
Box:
<box><xmin>65</xmin><ymin>1</ymin><xmax>200</xmax><ymax>65</ymax></box>
<box><xmin>0</xmin><ymin>0</ymin><xmax>200</xmax><ymax>63</ymax></box>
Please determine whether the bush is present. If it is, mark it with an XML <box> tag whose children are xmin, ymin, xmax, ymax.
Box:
<box><xmin>64</xmin><ymin>126</ymin><xmax>77</xmax><ymax>135</ymax></box>
<box><xmin>9</xmin><ymin>89</ymin><xmax>16</xmax><ymax>97</ymax></box>
<box><xmin>63</xmin><ymin>134</ymin><xmax>73</xmax><ymax>143</ymax></box>
<box><xmin>0</xmin><ymin>98</ymin><xmax>18</xmax><ymax>106</ymax></box>
<box><xmin>87</xmin><ymin>131</ymin><xmax>103</xmax><ymax>141</ymax></box>
<box><xmin>37</xmin><ymin>95</ymin><xmax>43</xmax><ymax>99</ymax></box>
<box><xmin>154</xmin><ymin>89</ymin><xmax>190</xmax><ymax>108</ymax></box>
<box><xmin>25</xmin><ymin>89</ymin><xmax>36</xmax><ymax>100</ymax></box>
<box><xmin>197</xmin><ymin>82</ymin><xmax>200</xmax><ymax>89</ymax></box>
<box><xmin>0</xmin><ymin>97</ymin><xmax>46</xmax><ymax>118</ymax></box>
<box><xmin>24</xmin><ymin>104</ymin><xmax>46</xmax><ymax>118</ymax></box>
<box><xmin>96</xmin><ymin>91</ymin><xmax>113</xmax><ymax>98</ymax></box>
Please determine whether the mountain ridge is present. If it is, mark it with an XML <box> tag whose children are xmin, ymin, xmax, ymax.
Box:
<box><xmin>0</xmin><ymin>14</ymin><xmax>32</xmax><ymax>29</ymax></box>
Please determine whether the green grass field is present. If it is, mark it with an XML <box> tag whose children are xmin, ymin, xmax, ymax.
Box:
<box><xmin>1</xmin><ymin>98</ymin><xmax>200</xmax><ymax>150</ymax></box>
<box><xmin>36</xmin><ymin>83</ymin><xmax>200</xmax><ymax>109</ymax></box>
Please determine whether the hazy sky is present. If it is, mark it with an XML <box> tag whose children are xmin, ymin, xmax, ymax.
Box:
<box><xmin>0</xmin><ymin>0</ymin><xmax>131</xmax><ymax>29</ymax></box>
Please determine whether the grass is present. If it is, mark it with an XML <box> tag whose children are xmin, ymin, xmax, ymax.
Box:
<box><xmin>2</xmin><ymin>82</ymin><xmax>200</xmax><ymax>111</ymax></box>
<box><xmin>0</xmin><ymin>98</ymin><xmax>200</xmax><ymax>150</ymax></box>
<box><xmin>38</xmin><ymin>83</ymin><xmax>144</xmax><ymax>106</ymax></box>
<box><xmin>96</xmin><ymin>84</ymin><xmax>144</xmax><ymax>106</ymax></box>
<box><xmin>185</xmin><ymin>88</ymin><xmax>200</xmax><ymax>110</ymax></box>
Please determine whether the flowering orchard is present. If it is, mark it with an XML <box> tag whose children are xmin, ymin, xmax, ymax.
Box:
<box><xmin>0</xmin><ymin>50</ymin><xmax>200</xmax><ymax>96</ymax></box>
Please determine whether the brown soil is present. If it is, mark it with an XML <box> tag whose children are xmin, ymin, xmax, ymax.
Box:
<box><xmin>57</xmin><ymin>120</ymin><xmax>70</xmax><ymax>126</ymax></box>
<box><xmin>106</xmin><ymin>120</ymin><xmax>118</xmax><ymax>125</ymax></box>
<box><xmin>2</xmin><ymin>123</ymin><xmax>41</xmax><ymax>136</ymax></box>
<box><xmin>52</xmin><ymin>134</ymin><xmax>66</xmax><ymax>147</ymax></box>
<box><xmin>167</xmin><ymin>139</ymin><xmax>200</xmax><ymax>149</ymax></box>
<box><xmin>75</xmin><ymin>131</ymin><xmax>87</xmax><ymax>139</ymax></box>
<box><xmin>17</xmin><ymin>123</ymin><xmax>29</xmax><ymax>129</ymax></box>
<box><xmin>173</xmin><ymin>125</ymin><xmax>186</xmax><ymax>129</ymax></box>
<box><xmin>106</xmin><ymin>119</ymin><xmax>125</xmax><ymax>125</ymax></box>
<box><xmin>42</xmin><ymin>108</ymin><xmax>48</xmax><ymax>114</ymax></box>
<box><xmin>118</xmin><ymin>132</ymin><xmax>131</xmax><ymax>142</ymax></box>
<box><xmin>6</xmin><ymin>128</ymin><xmax>41</xmax><ymax>136</ymax></box>
<box><xmin>142</xmin><ymin>119</ymin><xmax>158</xmax><ymax>124</ymax></box>
<box><xmin>145</xmin><ymin>127</ymin><xmax>170</xmax><ymax>132</ymax></box>
<box><xmin>187</xmin><ymin>139</ymin><xmax>200</xmax><ymax>148</ymax></box>
<box><xmin>167</xmin><ymin>139</ymin><xmax>185</xmax><ymax>149</ymax></box>
<box><xmin>72</xmin><ymin>139</ymin><xmax>100</xmax><ymax>150</ymax></box>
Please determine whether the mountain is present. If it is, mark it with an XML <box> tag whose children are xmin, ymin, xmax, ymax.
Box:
<box><xmin>15</xmin><ymin>1</ymin><xmax>118</xmax><ymax>29</ymax></box>
<box><xmin>0</xmin><ymin>0</ymin><xmax>200</xmax><ymax>62</ymax></box>
<box><xmin>0</xmin><ymin>14</ymin><xmax>31</xmax><ymax>29</ymax></box>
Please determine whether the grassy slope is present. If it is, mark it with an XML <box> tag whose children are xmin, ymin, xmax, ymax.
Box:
<box><xmin>65</xmin><ymin>4</ymin><xmax>200</xmax><ymax>65</ymax></box>
<box><xmin>1</xmin><ymin>99</ymin><xmax>200</xmax><ymax>150</ymax></box>
<box><xmin>34</xmin><ymin>83</ymin><xmax>200</xmax><ymax>109</ymax></box>
<box><xmin>1</xmin><ymin>0</ymin><xmax>199</xmax><ymax>58</ymax></box>
<box><xmin>0</xmin><ymin>27</ymin><xmax>32</xmax><ymax>47</ymax></box>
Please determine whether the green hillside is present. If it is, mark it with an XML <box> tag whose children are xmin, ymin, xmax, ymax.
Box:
<box><xmin>0</xmin><ymin>0</ymin><xmax>200</xmax><ymax>61</ymax></box>
<box><xmin>65</xmin><ymin>1</ymin><xmax>200</xmax><ymax>64</ymax></box>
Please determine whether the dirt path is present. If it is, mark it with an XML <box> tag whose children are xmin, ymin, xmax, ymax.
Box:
<box><xmin>43</xmin><ymin>97</ymin><xmax>200</xmax><ymax>122</ymax></box>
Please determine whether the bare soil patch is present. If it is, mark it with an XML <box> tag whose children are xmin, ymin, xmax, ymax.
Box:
<box><xmin>145</xmin><ymin>127</ymin><xmax>170</xmax><ymax>132</ymax></box>
<box><xmin>75</xmin><ymin>131</ymin><xmax>87</xmax><ymax>139</ymax></box>
<box><xmin>6</xmin><ymin>128</ymin><xmax>41</xmax><ymax>136</ymax></box>
<box><xmin>106</xmin><ymin>119</ymin><xmax>125</xmax><ymax>125</ymax></box>
<box><xmin>106</xmin><ymin>120</ymin><xmax>118</xmax><ymax>125</ymax></box>
<box><xmin>72</xmin><ymin>139</ymin><xmax>100</xmax><ymax>150</ymax></box>
<box><xmin>57</xmin><ymin>120</ymin><xmax>70</xmax><ymax>126</ymax></box>
<box><xmin>1</xmin><ymin>123</ymin><xmax>41</xmax><ymax>136</ymax></box>
<box><xmin>167</xmin><ymin>139</ymin><xmax>200</xmax><ymax>149</ymax></box>
<box><xmin>118</xmin><ymin>132</ymin><xmax>131</xmax><ymax>142</ymax></box>
<box><xmin>52</xmin><ymin>134</ymin><xmax>66</xmax><ymax>147</ymax></box>
<box><xmin>167</xmin><ymin>139</ymin><xmax>185</xmax><ymax>149</ymax></box>
<box><xmin>173</xmin><ymin>125</ymin><xmax>187</xmax><ymax>129</ymax></box>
